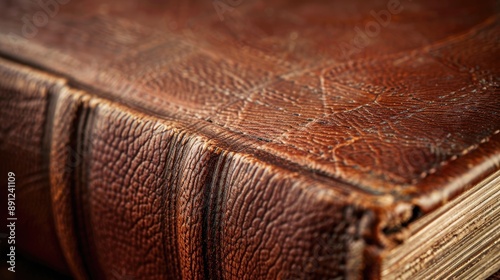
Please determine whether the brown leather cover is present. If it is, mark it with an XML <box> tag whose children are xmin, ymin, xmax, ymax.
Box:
<box><xmin>0</xmin><ymin>0</ymin><xmax>499</xmax><ymax>279</ymax></box>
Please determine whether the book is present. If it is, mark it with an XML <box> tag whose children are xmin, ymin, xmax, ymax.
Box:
<box><xmin>0</xmin><ymin>0</ymin><xmax>498</xmax><ymax>279</ymax></box>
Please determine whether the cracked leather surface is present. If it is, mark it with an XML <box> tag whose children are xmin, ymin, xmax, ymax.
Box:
<box><xmin>0</xmin><ymin>0</ymin><xmax>499</xmax><ymax>279</ymax></box>
<box><xmin>0</xmin><ymin>0</ymin><xmax>498</xmax><ymax>195</ymax></box>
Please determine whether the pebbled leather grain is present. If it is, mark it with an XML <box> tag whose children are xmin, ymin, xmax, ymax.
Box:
<box><xmin>0</xmin><ymin>0</ymin><xmax>498</xmax><ymax>195</ymax></box>
<box><xmin>0</xmin><ymin>0</ymin><xmax>499</xmax><ymax>279</ymax></box>
<box><xmin>0</xmin><ymin>62</ymin><xmax>69</xmax><ymax>274</ymax></box>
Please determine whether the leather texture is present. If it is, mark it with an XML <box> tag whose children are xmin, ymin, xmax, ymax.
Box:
<box><xmin>0</xmin><ymin>62</ymin><xmax>70</xmax><ymax>274</ymax></box>
<box><xmin>0</xmin><ymin>0</ymin><xmax>499</xmax><ymax>279</ymax></box>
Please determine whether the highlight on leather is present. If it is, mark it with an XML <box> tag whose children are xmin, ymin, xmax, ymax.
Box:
<box><xmin>0</xmin><ymin>0</ymin><xmax>498</xmax><ymax>279</ymax></box>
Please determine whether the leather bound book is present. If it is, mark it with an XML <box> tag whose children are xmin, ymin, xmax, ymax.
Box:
<box><xmin>0</xmin><ymin>0</ymin><xmax>499</xmax><ymax>279</ymax></box>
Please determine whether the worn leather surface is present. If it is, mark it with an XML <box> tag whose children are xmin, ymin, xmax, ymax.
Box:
<box><xmin>1</xmin><ymin>60</ymin><xmax>376</xmax><ymax>279</ymax></box>
<box><xmin>0</xmin><ymin>62</ymin><xmax>70</xmax><ymax>274</ymax></box>
<box><xmin>0</xmin><ymin>0</ymin><xmax>499</xmax><ymax>279</ymax></box>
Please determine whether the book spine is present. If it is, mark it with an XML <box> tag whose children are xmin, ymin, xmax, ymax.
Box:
<box><xmin>0</xmin><ymin>58</ymin><xmax>69</xmax><ymax>274</ymax></box>
<box><xmin>0</xmin><ymin>58</ymin><xmax>372</xmax><ymax>279</ymax></box>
